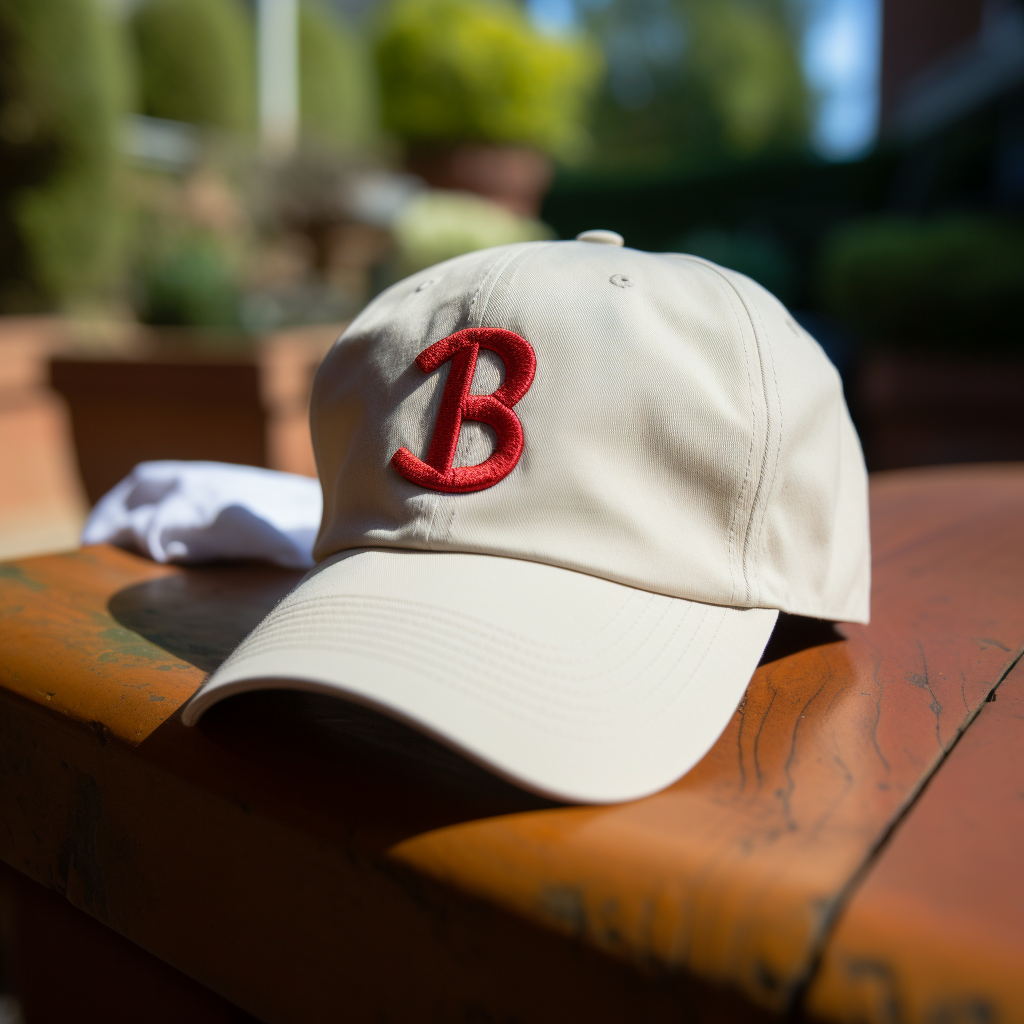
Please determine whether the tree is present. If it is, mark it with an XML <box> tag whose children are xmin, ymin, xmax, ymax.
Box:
<box><xmin>583</xmin><ymin>0</ymin><xmax>808</xmax><ymax>173</ymax></box>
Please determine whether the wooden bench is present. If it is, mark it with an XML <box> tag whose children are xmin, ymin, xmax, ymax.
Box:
<box><xmin>1</xmin><ymin>464</ymin><xmax>1022</xmax><ymax>1023</ymax></box>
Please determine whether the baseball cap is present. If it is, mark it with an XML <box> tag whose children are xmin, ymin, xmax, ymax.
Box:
<box><xmin>182</xmin><ymin>231</ymin><xmax>870</xmax><ymax>804</ymax></box>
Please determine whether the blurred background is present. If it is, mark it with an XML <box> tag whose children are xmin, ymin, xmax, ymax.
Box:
<box><xmin>0</xmin><ymin>0</ymin><xmax>1022</xmax><ymax>563</ymax></box>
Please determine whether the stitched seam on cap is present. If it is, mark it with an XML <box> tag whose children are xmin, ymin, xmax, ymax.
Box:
<box><xmin>475</xmin><ymin>241</ymin><xmax>557</xmax><ymax>329</ymax></box>
<box><xmin>218</xmin><ymin>603</ymin><xmax>700</xmax><ymax>728</ymax></box>
<box><xmin>704</xmin><ymin>265</ymin><xmax>775</xmax><ymax>606</ymax></box>
<box><xmin>264</xmin><ymin>588</ymin><xmax>660</xmax><ymax>668</ymax></box>
<box><xmin>324</xmin><ymin>536</ymin><xmax>774</xmax><ymax>607</ymax></box>
<box><xmin>660</xmin><ymin>605</ymin><xmax>727</xmax><ymax>717</ymax></box>
<box><xmin>733</xmin><ymin>278</ymin><xmax>785</xmax><ymax>608</ymax></box>
<box><xmin>282</xmin><ymin>551</ymin><xmax>667</xmax><ymax>661</ymax></box>
<box><xmin>674</xmin><ymin>256</ymin><xmax>761</xmax><ymax>606</ymax></box>
<box><xmin>232</xmin><ymin>599</ymin><xmax>684</xmax><ymax>703</ymax></box>
<box><xmin>216</xmin><ymin>599</ymin><xmax>717</xmax><ymax>739</ymax></box>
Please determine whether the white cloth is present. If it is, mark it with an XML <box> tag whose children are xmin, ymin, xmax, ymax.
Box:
<box><xmin>82</xmin><ymin>461</ymin><xmax>322</xmax><ymax>569</ymax></box>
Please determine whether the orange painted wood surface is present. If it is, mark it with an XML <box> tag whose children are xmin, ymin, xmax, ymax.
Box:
<box><xmin>391</xmin><ymin>465</ymin><xmax>1024</xmax><ymax>1012</ymax></box>
<box><xmin>0</xmin><ymin>547</ymin><xmax>296</xmax><ymax>742</ymax></box>
<box><xmin>0</xmin><ymin>465</ymin><xmax>1022</xmax><ymax>1021</ymax></box>
<box><xmin>806</xmin><ymin>650</ymin><xmax>1024</xmax><ymax>1023</ymax></box>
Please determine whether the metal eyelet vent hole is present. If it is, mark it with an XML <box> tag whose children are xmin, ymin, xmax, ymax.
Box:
<box><xmin>610</xmin><ymin>274</ymin><xmax>634</xmax><ymax>289</ymax></box>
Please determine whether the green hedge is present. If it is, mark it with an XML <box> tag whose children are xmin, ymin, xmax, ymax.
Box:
<box><xmin>135</xmin><ymin>231</ymin><xmax>242</xmax><ymax>330</ymax></box>
<box><xmin>819</xmin><ymin>215</ymin><xmax>1024</xmax><ymax>353</ymax></box>
<box><xmin>375</xmin><ymin>0</ymin><xmax>601</xmax><ymax>157</ymax></box>
<box><xmin>0</xmin><ymin>0</ymin><xmax>130</xmax><ymax>310</ymax></box>
<box><xmin>300</xmin><ymin>0</ymin><xmax>379</xmax><ymax>153</ymax></box>
<box><xmin>131</xmin><ymin>0</ymin><xmax>255</xmax><ymax>134</ymax></box>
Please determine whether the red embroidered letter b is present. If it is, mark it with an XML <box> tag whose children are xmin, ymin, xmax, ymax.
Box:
<box><xmin>391</xmin><ymin>327</ymin><xmax>536</xmax><ymax>493</ymax></box>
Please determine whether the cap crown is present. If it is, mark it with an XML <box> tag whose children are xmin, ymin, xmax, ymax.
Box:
<box><xmin>311</xmin><ymin>240</ymin><xmax>869</xmax><ymax>622</ymax></box>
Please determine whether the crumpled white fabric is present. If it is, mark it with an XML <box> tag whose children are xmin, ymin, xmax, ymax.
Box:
<box><xmin>81</xmin><ymin>461</ymin><xmax>323</xmax><ymax>569</ymax></box>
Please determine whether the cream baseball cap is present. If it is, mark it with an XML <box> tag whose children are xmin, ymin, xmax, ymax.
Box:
<box><xmin>182</xmin><ymin>232</ymin><xmax>870</xmax><ymax>804</ymax></box>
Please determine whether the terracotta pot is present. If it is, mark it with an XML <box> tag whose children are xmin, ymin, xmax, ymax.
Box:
<box><xmin>406</xmin><ymin>144</ymin><xmax>554</xmax><ymax>218</ymax></box>
<box><xmin>0</xmin><ymin>317</ymin><xmax>87</xmax><ymax>559</ymax></box>
<box><xmin>853</xmin><ymin>353</ymin><xmax>1024</xmax><ymax>471</ymax></box>
<box><xmin>49</xmin><ymin>325</ymin><xmax>342</xmax><ymax>506</ymax></box>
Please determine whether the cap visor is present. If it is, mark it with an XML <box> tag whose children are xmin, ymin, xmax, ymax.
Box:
<box><xmin>182</xmin><ymin>549</ymin><xmax>777</xmax><ymax>804</ymax></box>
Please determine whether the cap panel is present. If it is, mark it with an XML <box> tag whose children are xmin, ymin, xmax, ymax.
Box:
<box><xmin>310</xmin><ymin>239</ymin><xmax>867</xmax><ymax>620</ymax></box>
<box><xmin>720</xmin><ymin>270</ymin><xmax>870</xmax><ymax>622</ymax></box>
<box><xmin>312</xmin><ymin>245</ymin><xmax>532</xmax><ymax>561</ymax></box>
<box><xmin>314</xmin><ymin>242</ymin><xmax>768</xmax><ymax>607</ymax></box>
<box><xmin>448</xmin><ymin>243</ymin><xmax>765</xmax><ymax>605</ymax></box>
<box><xmin>828</xmin><ymin>401</ymin><xmax>871</xmax><ymax>621</ymax></box>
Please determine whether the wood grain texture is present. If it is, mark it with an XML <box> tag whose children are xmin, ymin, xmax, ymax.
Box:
<box><xmin>806</xmin><ymin>651</ymin><xmax>1024</xmax><ymax>1023</ymax></box>
<box><xmin>391</xmin><ymin>465</ymin><xmax>1024</xmax><ymax>1012</ymax></box>
<box><xmin>0</xmin><ymin>679</ymin><xmax>773</xmax><ymax>1023</ymax></box>
<box><xmin>0</xmin><ymin>465</ymin><xmax>1022</xmax><ymax>1021</ymax></box>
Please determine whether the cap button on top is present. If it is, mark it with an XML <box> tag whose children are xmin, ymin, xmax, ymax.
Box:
<box><xmin>575</xmin><ymin>229</ymin><xmax>624</xmax><ymax>247</ymax></box>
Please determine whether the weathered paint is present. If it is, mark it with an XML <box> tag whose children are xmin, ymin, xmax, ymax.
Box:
<box><xmin>0</xmin><ymin>466</ymin><xmax>1022</xmax><ymax>1022</ymax></box>
<box><xmin>390</xmin><ymin>465</ymin><xmax>1024</xmax><ymax>1014</ymax></box>
<box><xmin>0</xmin><ymin>546</ymin><xmax>301</xmax><ymax>743</ymax></box>
<box><xmin>806</xmin><ymin>653</ymin><xmax>1024</xmax><ymax>1023</ymax></box>
<box><xmin>0</xmin><ymin>547</ymin><xmax>200</xmax><ymax>742</ymax></box>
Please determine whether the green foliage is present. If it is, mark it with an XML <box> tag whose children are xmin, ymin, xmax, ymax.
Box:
<box><xmin>818</xmin><ymin>216</ymin><xmax>1024</xmax><ymax>353</ymax></box>
<box><xmin>131</xmin><ymin>0</ymin><xmax>255</xmax><ymax>134</ymax></box>
<box><xmin>136</xmin><ymin>231</ymin><xmax>242</xmax><ymax>329</ymax></box>
<box><xmin>583</xmin><ymin>0</ymin><xmax>808</xmax><ymax>173</ymax></box>
<box><xmin>0</xmin><ymin>0</ymin><xmax>131</xmax><ymax>309</ymax></box>
<box><xmin>684</xmin><ymin>1</ymin><xmax>807</xmax><ymax>156</ymax></box>
<box><xmin>393</xmin><ymin>189</ymin><xmax>552</xmax><ymax>272</ymax></box>
<box><xmin>299</xmin><ymin>0</ymin><xmax>379</xmax><ymax>153</ymax></box>
<box><xmin>680</xmin><ymin>227</ymin><xmax>796</xmax><ymax>303</ymax></box>
<box><xmin>375</xmin><ymin>0</ymin><xmax>602</xmax><ymax>157</ymax></box>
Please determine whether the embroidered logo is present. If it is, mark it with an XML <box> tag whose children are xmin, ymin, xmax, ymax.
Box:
<box><xmin>391</xmin><ymin>327</ymin><xmax>536</xmax><ymax>493</ymax></box>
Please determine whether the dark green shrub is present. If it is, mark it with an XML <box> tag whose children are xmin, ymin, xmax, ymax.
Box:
<box><xmin>136</xmin><ymin>231</ymin><xmax>241</xmax><ymax>329</ymax></box>
<box><xmin>375</xmin><ymin>0</ymin><xmax>602</xmax><ymax>157</ymax></box>
<box><xmin>0</xmin><ymin>0</ymin><xmax>131</xmax><ymax>310</ymax></box>
<box><xmin>299</xmin><ymin>0</ymin><xmax>379</xmax><ymax>153</ymax></box>
<box><xmin>678</xmin><ymin>227</ymin><xmax>797</xmax><ymax>304</ymax></box>
<box><xmin>131</xmin><ymin>0</ymin><xmax>255</xmax><ymax>134</ymax></box>
<box><xmin>819</xmin><ymin>216</ymin><xmax>1024</xmax><ymax>353</ymax></box>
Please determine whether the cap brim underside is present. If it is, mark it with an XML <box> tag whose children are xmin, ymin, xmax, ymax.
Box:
<box><xmin>182</xmin><ymin>548</ymin><xmax>778</xmax><ymax>804</ymax></box>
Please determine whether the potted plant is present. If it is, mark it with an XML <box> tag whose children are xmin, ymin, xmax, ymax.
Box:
<box><xmin>46</xmin><ymin>0</ymin><xmax>385</xmax><ymax>504</ymax></box>
<box><xmin>49</xmin><ymin>157</ymin><xmax>346</xmax><ymax>501</ymax></box>
<box><xmin>374</xmin><ymin>0</ymin><xmax>601</xmax><ymax>216</ymax></box>
<box><xmin>0</xmin><ymin>0</ymin><xmax>132</xmax><ymax>550</ymax></box>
